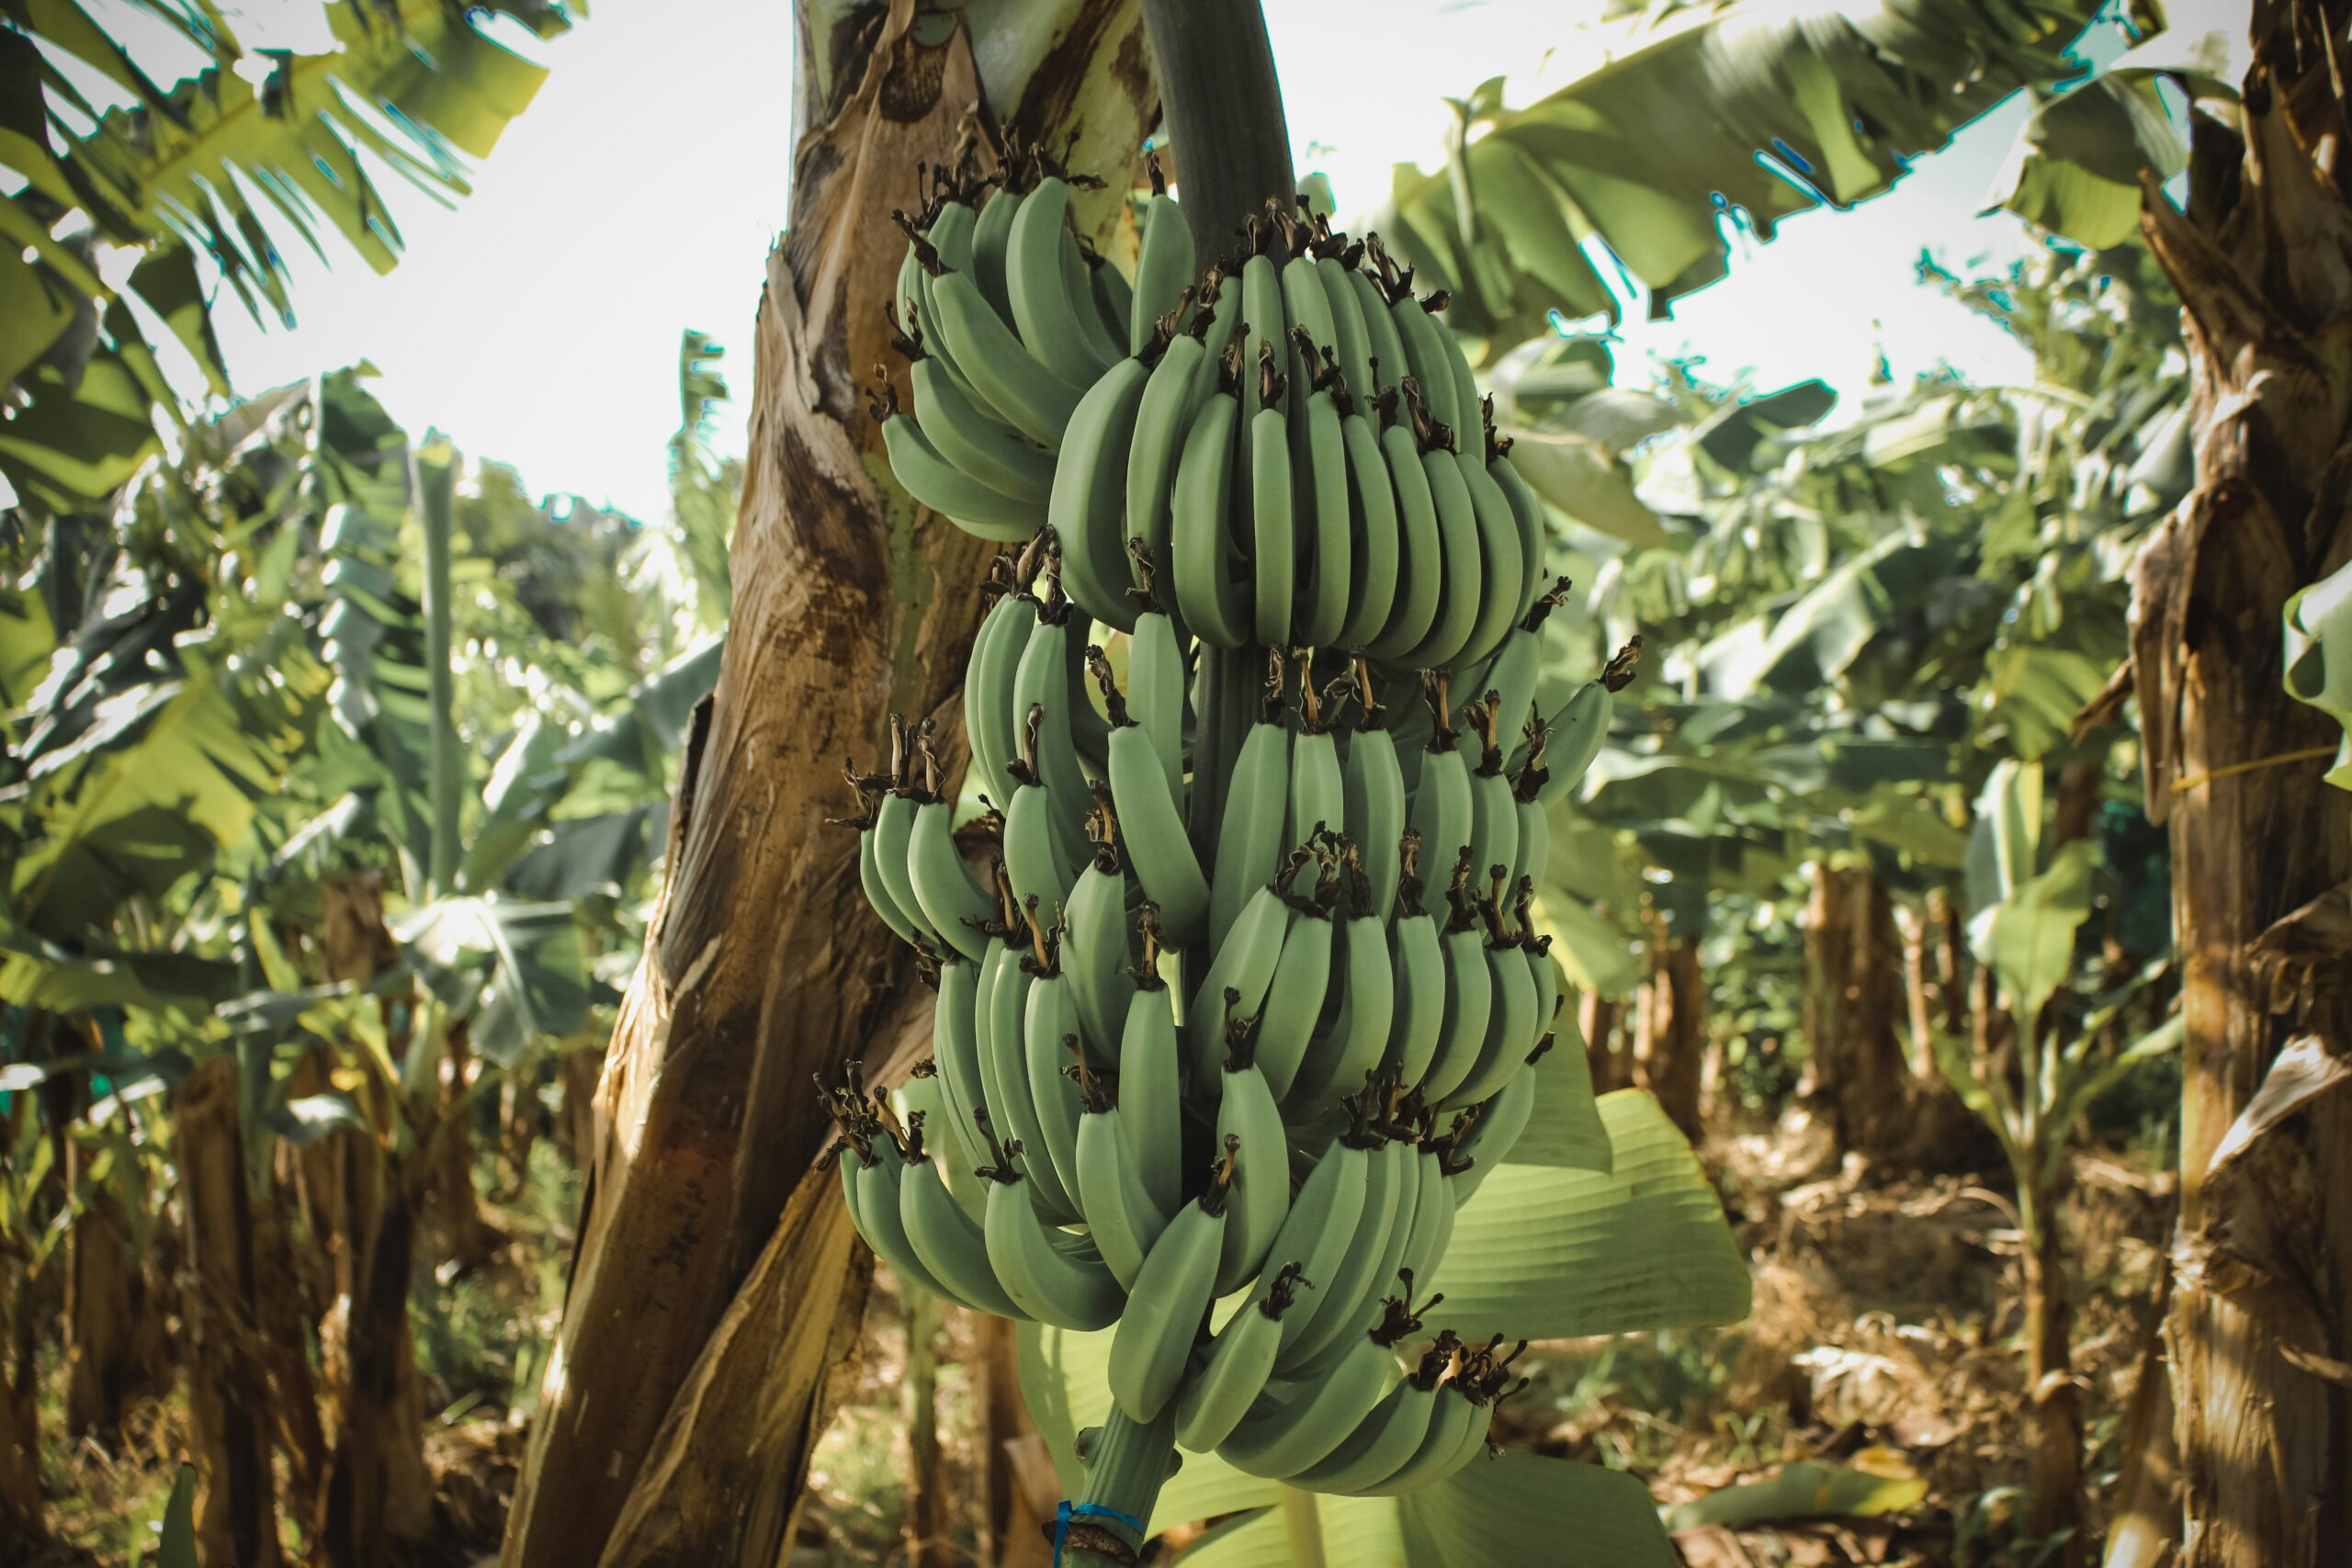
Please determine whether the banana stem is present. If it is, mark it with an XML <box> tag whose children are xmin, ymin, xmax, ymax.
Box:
<box><xmin>1058</xmin><ymin>1404</ymin><xmax>1180</xmax><ymax>1567</ymax></box>
<box><xmin>1139</xmin><ymin>0</ymin><xmax>1295</xmax><ymax>256</ymax></box>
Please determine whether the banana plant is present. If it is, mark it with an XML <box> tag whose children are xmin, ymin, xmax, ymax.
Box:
<box><xmin>1934</xmin><ymin>757</ymin><xmax>2180</xmax><ymax>1555</ymax></box>
<box><xmin>0</xmin><ymin>0</ymin><xmax>573</xmax><ymax>512</ymax></box>
<box><xmin>2286</xmin><ymin>560</ymin><xmax>2352</xmax><ymax>809</ymax></box>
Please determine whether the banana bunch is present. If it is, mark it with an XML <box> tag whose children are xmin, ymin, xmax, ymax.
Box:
<box><xmin>835</xmin><ymin>151</ymin><xmax>1653</xmax><ymax>1539</ymax></box>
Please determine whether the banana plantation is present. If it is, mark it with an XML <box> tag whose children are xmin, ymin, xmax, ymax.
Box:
<box><xmin>4</xmin><ymin>1</ymin><xmax>2349</xmax><ymax>1566</ymax></box>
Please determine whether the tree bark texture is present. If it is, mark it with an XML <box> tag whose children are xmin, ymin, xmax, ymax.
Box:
<box><xmin>2127</xmin><ymin>13</ymin><xmax>2352</xmax><ymax>1563</ymax></box>
<box><xmin>176</xmin><ymin>1055</ymin><xmax>282</xmax><ymax>1568</ymax></box>
<box><xmin>1581</xmin><ymin>990</ymin><xmax>1631</xmax><ymax>1096</ymax></box>
<box><xmin>1635</xmin><ymin>929</ymin><xmax>1706</xmax><ymax>1139</ymax></box>
<box><xmin>1802</xmin><ymin>863</ymin><xmax>1912</xmax><ymax>1159</ymax></box>
<box><xmin>500</xmin><ymin>6</ymin><xmax>1158</xmax><ymax>1565</ymax></box>
<box><xmin>2024</xmin><ymin>1201</ymin><xmax>2086</xmax><ymax>1568</ymax></box>
<box><xmin>63</xmin><ymin>1157</ymin><xmax>139</xmax><ymax>1438</ymax></box>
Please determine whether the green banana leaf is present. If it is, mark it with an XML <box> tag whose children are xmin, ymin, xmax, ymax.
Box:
<box><xmin>2286</xmin><ymin>560</ymin><xmax>2352</xmax><ymax>796</ymax></box>
<box><xmin>1430</xmin><ymin>1090</ymin><xmax>1750</xmax><ymax>1339</ymax></box>
<box><xmin>1658</xmin><ymin>1456</ymin><xmax>1928</xmax><ymax>1530</ymax></box>
<box><xmin>393</xmin><ymin>896</ymin><xmax>589</xmax><ymax>1065</ymax></box>
<box><xmin>1970</xmin><ymin>837</ymin><xmax>2098</xmax><ymax>1024</ymax></box>
<box><xmin>3</xmin><ymin>2</ymin><xmax>571</xmax><ymax>503</ymax></box>
<box><xmin>1989</xmin><ymin>72</ymin><xmax>2188</xmax><ymax>249</ymax></box>
<box><xmin>1178</xmin><ymin>1451</ymin><xmax>1676</xmax><ymax>1568</ymax></box>
<box><xmin>1375</xmin><ymin>0</ymin><xmax>2102</xmax><ymax>344</ymax></box>
<box><xmin>1500</xmin><ymin>1005</ymin><xmax>1611</xmax><ymax>1173</ymax></box>
<box><xmin>156</xmin><ymin>1463</ymin><xmax>199</xmax><ymax>1568</ymax></box>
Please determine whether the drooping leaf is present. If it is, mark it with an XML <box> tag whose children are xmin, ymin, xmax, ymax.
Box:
<box><xmin>1658</xmin><ymin>1454</ymin><xmax>1929</xmax><ymax>1530</ymax></box>
<box><xmin>1430</xmin><ymin>1090</ymin><xmax>1749</xmax><ymax>1339</ymax></box>
<box><xmin>1504</xmin><ymin>428</ymin><xmax>1672</xmax><ymax>548</ymax></box>
<box><xmin>1991</xmin><ymin>73</ymin><xmax>2188</xmax><ymax>248</ymax></box>
<box><xmin>393</xmin><ymin>896</ymin><xmax>589</xmax><ymax>1064</ymax></box>
<box><xmin>2285</xmin><ymin>560</ymin><xmax>2352</xmax><ymax>795</ymax></box>
<box><xmin>1375</xmin><ymin>0</ymin><xmax>2100</xmax><ymax>344</ymax></box>
<box><xmin>1179</xmin><ymin>1452</ymin><xmax>1676</xmax><ymax>1568</ymax></box>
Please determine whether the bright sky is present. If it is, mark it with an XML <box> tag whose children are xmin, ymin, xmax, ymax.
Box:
<box><xmin>177</xmin><ymin>0</ymin><xmax>2086</xmax><ymax>523</ymax></box>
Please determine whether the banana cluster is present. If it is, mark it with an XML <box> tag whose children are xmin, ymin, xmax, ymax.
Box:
<box><xmin>835</xmin><ymin>144</ymin><xmax>1645</xmax><ymax>1512</ymax></box>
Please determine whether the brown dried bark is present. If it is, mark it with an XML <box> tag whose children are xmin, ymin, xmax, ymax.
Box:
<box><xmin>2122</xmin><ymin>11</ymin><xmax>2352</xmax><ymax>1562</ymax></box>
<box><xmin>1802</xmin><ymin>863</ymin><xmax>1911</xmax><ymax>1159</ymax></box>
<box><xmin>1636</xmin><ymin>926</ymin><xmax>1706</xmax><ymax>1138</ymax></box>
<box><xmin>499</xmin><ymin>6</ymin><xmax>1157</xmax><ymax>1564</ymax></box>
<box><xmin>177</xmin><ymin>1055</ymin><xmax>281</xmax><ymax>1568</ymax></box>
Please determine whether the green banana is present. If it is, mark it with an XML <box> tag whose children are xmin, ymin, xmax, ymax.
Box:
<box><xmin>910</xmin><ymin>356</ymin><xmax>1054</xmax><ymax>502</ymax></box>
<box><xmin>1060</xmin><ymin>801</ymin><xmax>1136</xmax><ymax>1059</ymax></box>
<box><xmin>1115</xmin><ymin>917</ymin><xmax>1184</xmax><ymax>1213</ymax></box>
<box><xmin>927</xmin><ymin>268</ymin><xmax>1085</xmax><ymax>448</ymax></box>
<box><xmin>979</xmin><ymin>1148</ymin><xmax>1125</xmax><ymax>1331</ymax></box>
<box><xmin>1406</xmin><ymin>675</ymin><xmax>1474</xmax><ymax>881</ymax></box>
<box><xmin>1108</xmin><ymin>1145</ymin><xmax>1236</xmax><ymax>1422</ymax></box>
<box><xmin>1449</xmin><ymin>1058</ymin><xmax>1538</xmax><ymax>1206</ymax></box>
<box><xmin>876</xmin><ymin>392</ymin><xmax>1042</xmax><ymax>541</ymax></box>
<box><xmin>1258</xmin><ymin>1132</ymin><xmax>1373</xmax><ymax>1362</ymax></box>
<box><xmin>1131</xmin><ymin>155</ymin><xmax>1197</xmax><ymax>354</ymax></box>
<box><xmin>907</xmin><ymin>796</ymin><xmax>997</xmax><ymax>962</ymax></box>
<box><xmin>1419</xmin><ymin>855</ymin><xmax>1497</xmax><ymax>1106</ymax></box>
<box><xmin>1347</xmin><ymin>1358</ymin><xmax>1486</xmax><ymax>1496</ymax></box>
<box><xmin>1124</xmin><ymin>560</ymin><xmax>1188</xmax><ymax>797</ymax></box>
<box><xmin>1367</xmin><ymin>408</ymin><xmax>1442</xmax><ymax>661</ymax></box>
<box><xmin>1176</xmin><ymin>1262</ymin><xmax>1310</xmax><ymax>1454</ymax></box>
<box><xmin>1294</xmin><ymin>339</ymin><xmax>1353</xmax><ymax>649</ymax></box>
<box><xmin>978</xmin><ymin>945</ymin><xmax>1079</xmax><ymax>1224</ymax></box>
<box><xmin>1532</xmin><ymin>638</ymin><xmax>1640</xmax><ymax>807</ymax></box>
<box><xmin>1397</xmin><ymin>412</ymin><xmax>1485</xmax><ymax>669</ymax></box>
<box><xmin>1250</xmin><ymin>851</ymin><xmax>1337</xmax><ymax>1100</ymax></box>
<box><xmin>1014</xmin><ymin>600</ymin><xmax>1096</xmax><ymax>857</ymax></box>
<box><xmin>1213</xmin><ymin>1007</ymin><xmax>1293</xmax><ymax>1295</ymax></box>
<box><xmin>1464</xmin><ymin>710</ymin><xmax>1520</xmax><ymax>895</ymax></box>
<box><xmin>1317</xmin><ymin>252</ymin><xmax>1375</xmax><ymax>397</ymax></box>
<box><xmin>1279</xmin><ymin>1133</ymin><xmax>1403</xmax><ymax>1373</ymax></box>
<box><xmin>1442</xmin><ymin>920</ymin><xmax>1539</xmax><ymax>1113</ymax></box>
<box><xmin>1007</xmin><ymin>175</ymin><xmax>1116</xmax><ymax>386</ymax></box>
<box><xmin>1288</xmin><ymin>1338</ymin><xmax>1451</xmax><ymax>1494</ymax></box>
<box><xmin>853</xmin><ymin>1140</ymin><xmax>956</xmax><ymax>1301</ymax></box>
<box><xmin>1334</xmin><ymin>404</ymin><xmax>1400</xmax><ymax>649</ymax></box>
<box><xmin>1169</xmin><ymin>343</ymin><xmax>1251</xmax><ymax>650</ymax></box>
<box><xmin>1385</xmin><ymin>851</ymin><xmax>1446</xmax><ymax>1089</ymax></box>
<box><xmin>971</xmin><ymin>181</ymin><xmax>1022</xmax><ymax>318</ymax></box>
<box><xmin>1189</xmin><ymin>845</ymin><xmax>1312</xmax><ymax>1077</ymax></box>
<box><xmin>1341</xmin><ymin>661</ymin><xmax>1408</xmax><ymax>923</ymax></box>
<box><xmin>1388</xmin><ymin>287</ymin><xmax>1461</xmax><ymax>436</ymax></box>
<box><xmin>1453</xmin><ymin>447</ymin><xmax>1526</xmax><ymax>669</ymax></box>
<box><xmin>1207</xmin><ymin>655</ymin><xmax>1295</xmax><ymax>953</ymax></box>
<box><xmin>1489</xmin><ymin>445</ymin><xmax>1552</xmax><ymax>629</ymax></box>
<box><xmin>1216</xmin><ymin>1336</ymin><xmax>1398</xmax><ymax>1480</ymax></box>
<box><xmin>1347</xmin><ymin>265</ymin><xmax>1408</xmax><ymax>406</ymax></box>
<box><xmin>1287</xmin><ymin>851</ymin><xmax>1395</xmax><ymax>1108</ymax></box>
<box><xmin>900</xmin><ymin>1139</ymin><xmax>1029</xmax><ymax>1319</ymax></box>
<box><xmin>1249</xmin><ymin>344</ymin><xmax>1295</xmax><ymax>649</ymax></box>
<box><xmin>1021</xmin><ymin>922</ymin><xmax>1090</xmax><ymax>1203</ymax></box>
<box><xmin>930</xmin><ymin>952</ymin><xmax>998</xmax><ymax>1181</ymax></box>
<box><xmin>871</xmin><ymin>768</ymin><xmax>935</xmax><ymax>945</ymax></box>
<box><xmin>1238</xmin><ymin>252</ymin><xmax>1287</xmax><ymax>413</ymax></box>
<box><xmin>1048</xmin><ymin>355</ymin><xmax>1149</xmax><ymax>632</ymax></box>
<box><xmin>1286</xmin><ymin>660</ymin><xmax>1346</xmax><ymax>852</ymax></box>
<box><xmin>1127</xmin><ymin>328</ymin><xmax>1206</xmax><ymax>607</ymax></box>
<box><xmin>965</xmin><ymin>571</ymin><xmax>1038</xmax><ymax>807</ymax></box>
<box><xmin>1073</xmin><ymin>1086</ymin><xmax>1170</xmax><ymax>1291</ymax></box>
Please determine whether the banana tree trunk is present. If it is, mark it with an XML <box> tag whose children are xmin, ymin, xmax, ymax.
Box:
<box><xmin>2125</xmin><ymin>16</ymin><xmax>2352</xmax><ymax>1563</ymax></box>
<box><xmin>177</xmin><ymin>1055</ymin><xmax>282</xmax><ymax>1568</ymax></box>
<box><xmin>63</xmin><ymin>1146</ymin><xmax>139</xmax><ymax>1438</ymax></box>
<box><xmin>498</xmin><ymin>7</ymin><xmax>1158</xmax><ymax>1565</ymax></box>
<box><xmin>1582</xmin><ymin>990</ymin><xmax>1632</xmax><ymax>1096</ymax></box>
<box><xmin>1802</xmin><ymin>863</ymin><xmax>1910</xmax><ymax>1158</ymax></box>
<box><xmin>1635</xmin><ymin>927</ymin><xmax>1706</xmax><ymax>1139</ymax></box>
<box><xmin>0</xmin><ymin>1172</ymin><xmax>44</xmax><ymax>1544</ymax></box>
<box><xmin>2021</xmin><ymin>1177</ymin><xmax>2085</xmax><ymax>1567</ymax></box>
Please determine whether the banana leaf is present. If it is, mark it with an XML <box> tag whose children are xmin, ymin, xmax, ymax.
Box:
<box><xmin>1376</xmin><ymin>0</ymin><xmax>2103</xmax><ymax>344</ymax></box>
<box><xmin>1430</xmin><ymin>1089</ymin><xmax>1749</xmax><ymax>1340</ymax></box>
<box><xmin>1178</xmin><ymin>1451</ymin><xmax>1675</xmax><ymax>1568</ymax></box>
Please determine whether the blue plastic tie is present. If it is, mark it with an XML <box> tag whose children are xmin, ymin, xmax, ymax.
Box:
<box><xmin>1050</xmin><ymin>1500</ymin><xmax>1147</xmax><ymax>1565</ymax></box>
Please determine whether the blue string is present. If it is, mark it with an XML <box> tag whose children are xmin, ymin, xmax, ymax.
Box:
<box><xmin>1051</xmin><ymin>1500</ymin><xmax>1147</xmax><ymax>1565</ymax></box>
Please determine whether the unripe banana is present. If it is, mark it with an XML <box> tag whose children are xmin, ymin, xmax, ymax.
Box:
<box><xmin>1116</xmin><ymin>916</ymin><xmax>1184</xmax><ymax>1216</ymax></box>
<box><xmin>1048</xmin><ymin>355</ymin><xmax>1150</xmax><ymax>632</ymax></box>
<box><xmin>926</xmin><ymin>268</ymin><xmax>1085</xmax><ymax>448</ymax></box>
<box><xmin>1170</xmin><ymin>345</ymin><xmax>1251</xmax><ymax>650</ymax></box>
<box><xmin>1007</xmin><ymin>175</ymin><xmax>1117</xmax><ymax>386</ymax></box>
<box><xmin>1216</xmin><ymin>1336</ymin><xmax>1397</xmax><ymax>1480</ymax></box>
<box><xmin>1176</xmin><ymin>1261</ymin><xmax>1310</xmax><ymax>1454</ymax></box>
<box><xmin>1130</xmin><ymin>156</ymin><xmax>1197</xmax><ymax>355</ymax></box>
<box><xmin>980</xmin><ymin>1154</ymin><xmax>1125</xmax><ymax>1331</ymax></box>
<box><xmin>1213</xmin><ymin>1019</ymin><xmax>1293</xmax><ymax>1295</ymax></box>
<box><xmin>1109</xmin><ymin>1147</ymin><xmax>1236</xmax><ymax>1422</ymax></box>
